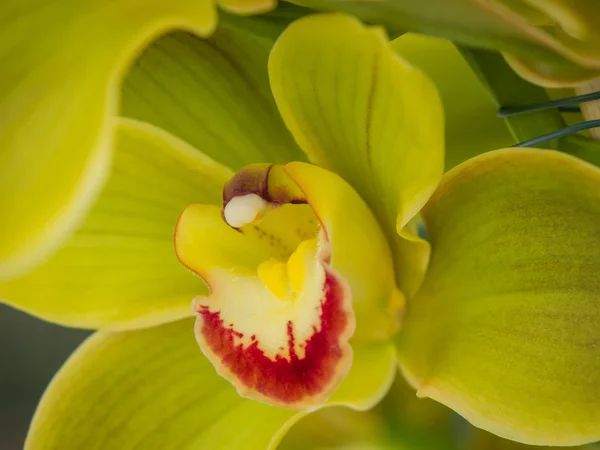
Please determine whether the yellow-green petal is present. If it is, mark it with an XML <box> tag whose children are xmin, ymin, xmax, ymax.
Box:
<box><xmin>280</xmin><ymin>405</ymin><xmax>387</xmax><ymax>450</ymax></box>
<box><xmin>269</xmin><ymin>13</ymin><xmax>444</xmax><ymax>295</ymax></box>
<box><xmin>397</xmin><ymin>149</ymin><xmax>600</xmax><ymax>445</ymax></box>
<box><xmin>391</xmin><ymin>34</ymin><xmax>515</xmax><ymax>170</ymax></box>
<box><xmin>291</xmin><ymin>0</ymin><xmax>600</xmax><ymax>87</ymax></box>
<box><xmin>26</xmin><ymin>318</ymin><xmax>299</xmax><ymax>450</ymax></box>
<box><xmin>218</xmin><ymin>0</ymin><xmax>276</xmax><ymax>15</ymax></box>
<box><xmin>0</xmin><ymin>0</ymin><xmax>216</xmax><ymax>281</ymax></box>
<box><xmin>504</xmin><ymin>53</ymin><xmax>600</xmax><ymax>89</ymax></box>
<box><xmin>122</xmin><ymin>7</ymin><xmax>308</xmax><ymax>170</ymax></box>
<box><xmin>329</xmin><ymin>341</ymin><xmax>397</xmax><ymax>411</ymax></box>
<box><xmin>281</xmin><ymin>163</ymin><xmax>403</xmax><ymax>342</ymax></box>
<box><xmin>469</xmin><ymin>427</ymin><xmax>599</xmax><ymax>450</ymax></box>
<box><xmin>0</xmin><ymin>118</ymin><xmax>230</xmax><ymax>330</ymax></box>
<box><xmin>499</xmin><ymin>0</ymin><xmax>600</xmax><ymax>86</ymax></box>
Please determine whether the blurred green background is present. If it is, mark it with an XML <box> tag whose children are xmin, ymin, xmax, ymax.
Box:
<box><xmin>0</xmin><ymin>304</ymin><xmax>89</xmax><ymax>449</ymax></box>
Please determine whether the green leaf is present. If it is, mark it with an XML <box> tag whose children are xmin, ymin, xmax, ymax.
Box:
<box><xmin>397</xmin><ymin>149</ymin><xmax>600</xmax><ymax>445</ymax></box>
<box><xmin>121</xmin><ymin>6</ymin><xmax>310</xmax><ymax>170</ymax></box>
<box><xmin>0</xmin><ymin>118</ymin><xmax>230</xmax><ymax>330</ymax></box>
<box><xmin>26</xmin><ymin>318</ymin><xmax>300</xmax><ymax>450</ymax></box>
<box><xmin>0</xmin><ymin>0</ymin><xmax>216</xmax><ymax>280</ymax></box>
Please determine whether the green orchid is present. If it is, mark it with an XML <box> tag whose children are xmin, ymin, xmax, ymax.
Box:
<box><xmin>292</xmin><ymin>0</ymin><xmax>600</xmax><ymax>87</ymax></box>
<box><xmin>2</xmin><ymin>3</ymin><xmax>600</xmax><ymax>450</ymax></box>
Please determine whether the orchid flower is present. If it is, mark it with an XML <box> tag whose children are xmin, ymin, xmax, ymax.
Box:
<box><xmin>2</xmin><ymin>5</ymin><xmax>600</xmax><ymax>450</ymax></box>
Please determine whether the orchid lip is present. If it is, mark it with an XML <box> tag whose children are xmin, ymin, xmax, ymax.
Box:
<box><xmin>175</xmin><ymin>163</ymin><xmax>358</xmax><ymax>410</ymax></box>
<box><xmin>194</xmin><ymin>264</ymin><xmax>355</xmax><ymax>410</ymax></box>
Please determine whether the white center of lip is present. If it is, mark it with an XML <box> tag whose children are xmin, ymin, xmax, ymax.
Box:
<box><xmin>223</xmin><ymin>193</ymin><xmax>269</xmax><ymax>228</ymax></box>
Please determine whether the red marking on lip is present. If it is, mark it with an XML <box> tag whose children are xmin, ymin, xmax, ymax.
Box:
<box><xmin>197</xmin><ymin>268</ymin><xmax>351</xmax><ymax>406</ymax></box>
